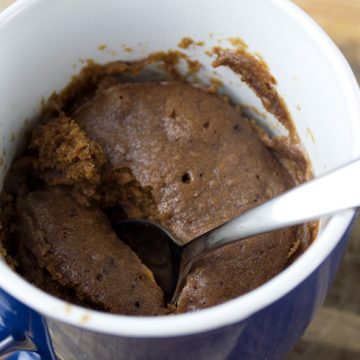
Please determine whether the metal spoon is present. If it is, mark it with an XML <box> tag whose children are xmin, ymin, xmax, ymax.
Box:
<box><xmin>113</xmin><ymin>159</ymin><xmax>360</xmax><ymax>304</ymax></box>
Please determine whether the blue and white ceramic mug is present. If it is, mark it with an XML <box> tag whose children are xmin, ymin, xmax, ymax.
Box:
<box><xmin>0</xmin><ymin>0</ymin><xmax>359</xmax><ymax>359</ymax></box>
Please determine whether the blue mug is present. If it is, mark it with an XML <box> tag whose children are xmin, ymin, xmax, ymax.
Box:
<box><xmin>0</xmin><ymin>0</ymin><xmax>359</xmax><ymax>359</ymax></box>
<box><xmin>0</xmin><ymin>223</ymin><xmax>355</xmax><ymax>359</ymax></box>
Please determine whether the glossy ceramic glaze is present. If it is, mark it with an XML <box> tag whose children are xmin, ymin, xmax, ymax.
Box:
<box><xmin>0</xmin><ymin>0</ymin><xmax>359</xmax><ymax>359</ymax></box>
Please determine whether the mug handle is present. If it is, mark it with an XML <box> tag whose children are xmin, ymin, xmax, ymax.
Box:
<box><xmin>0</xmin><ymin>330</ymin><xmax>42</xmax><ymax>359</ymax></box>
<box><xmin>0</xmin><ymin>289</ymin><xmax>56</xmax><ymax>360</ymax></box>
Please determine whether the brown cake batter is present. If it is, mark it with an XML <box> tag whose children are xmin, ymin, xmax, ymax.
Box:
<box><xmin>0</xmin><ymin>57</ymin><xmax>309</xmax><ymax>315</ymax></box>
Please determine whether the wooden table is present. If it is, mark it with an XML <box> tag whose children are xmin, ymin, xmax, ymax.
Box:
<box><xmin>0</xmin><ymin>1</ymin><xmax>359</xmax><ymax>359</ymax></box>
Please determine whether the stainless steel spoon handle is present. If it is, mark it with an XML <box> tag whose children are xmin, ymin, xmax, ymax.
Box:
<box><xmin>185</xmin><ymin>158</ymin><xmax>360</xmax><ymax>262</ymax></box>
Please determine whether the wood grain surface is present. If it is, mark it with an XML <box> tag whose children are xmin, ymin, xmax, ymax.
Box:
<box><xmin>0</xmin><ymin>1</ymin><xmax>359</xmax><ymax>359</ymax></box>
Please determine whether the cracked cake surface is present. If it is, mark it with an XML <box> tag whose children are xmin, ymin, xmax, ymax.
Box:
<box><xmin>0</xmin><ymin>78</ymin><xmax>307</xmax><ymax>316</ymax></box>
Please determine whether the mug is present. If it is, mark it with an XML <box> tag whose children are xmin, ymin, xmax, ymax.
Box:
<box><xmin>0</xmin><ymin>0</ymin><xmax>359</xmax><ymax>359</ymax></box>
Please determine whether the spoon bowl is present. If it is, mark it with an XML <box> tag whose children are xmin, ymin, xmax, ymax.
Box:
<box><xmin>114</xmin><ymin>220</ymin><xmax>182</xmax><ymax>302</ymax></box>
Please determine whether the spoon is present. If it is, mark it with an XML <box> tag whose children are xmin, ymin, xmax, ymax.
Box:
<box><xmin>114</xmin><ymin>159</ymin><xmax>360</xmax><ymax>304</ymax></box>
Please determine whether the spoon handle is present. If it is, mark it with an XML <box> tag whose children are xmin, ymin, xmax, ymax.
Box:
<box><xmin>186</xmin><ymin>158</ymin><xmax>360</xmax><ymax>259</ymax></box>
